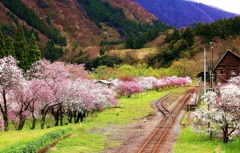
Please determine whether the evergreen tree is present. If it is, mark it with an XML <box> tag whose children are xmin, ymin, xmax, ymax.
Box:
<box><xmin>0</xmin><ymin>25</ymin><xmax>6</xmax><ymax>58</ymax></box>
<box><xmin>5</xmin><ymin>36</ymin><xmax>15</xmax><ymax>57</ymax></box>
<box><xmin>14</xmin><ymin>24</ymin><xmax>30</xmax><ymax>70</ymax></box>
<box><xmin>171</xmin><ymin>29</ymin><xmax>181</xmax><ymax>43</ymax></box>
<box><xmin>182</xmin><ymin>27</ymin><xmax>195</xmax><ymax>46</ymax></box>
<box><xmin>28</xmin><ymin>33</ymin><xmax>41</xmax><ymax>64</ymax></box>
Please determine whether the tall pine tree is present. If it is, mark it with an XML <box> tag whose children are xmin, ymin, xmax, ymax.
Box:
<box><xmin>0</xmin><ymin>25</ymin><xmax>6</xmax><ymax>58</ymax></box>
<box><xmin>14</xmin><ymin>24</ymin><xmax>30</xmax><ymax>71</ymax></box>
<box><xmin>28</xmin><ymin>33</ymin><xmax>41</xmax><ymax>64</ymax></box>
<box><xmin>5</xmin><ymin>36</ymin><xmax>15</xmax><ymax>57</ymax></box>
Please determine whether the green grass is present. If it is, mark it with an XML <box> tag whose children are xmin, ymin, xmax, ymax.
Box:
<box><xmin>174</xmin><ymin>123</ymin><xmax>240</xmax><ymax>153</ymax></box>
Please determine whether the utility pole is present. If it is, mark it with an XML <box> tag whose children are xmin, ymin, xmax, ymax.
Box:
<box><xmin>210</xmin><ymin>42</ymin><xmax>214</xmax><ymax>91</ymax></box>
<box><xmin>209</xmin><ymin>42</ymin><xmax>214</xmax><ymax>141</ymax></box>
<box><xmin>204</xmin><ymin>47</ymin><xmax>206</xmax><ymax>95</ymax></box>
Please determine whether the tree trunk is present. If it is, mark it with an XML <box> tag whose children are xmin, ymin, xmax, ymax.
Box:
<box><xmin>73</xmin><ymin>111</ymin><xmax>77</xmax><ymax>123</ymax></box>
<box><xmin>2</xmin><ymin>88</ymin><xmax>8</xmax><ymax>131</ymax></box>
<box><xmin>17</xmin><ymin>115</ymin><xmax>26</xmax><ymax>130</ymax></box>
<box><xmin>54</xmin><ymin>112</ymin><xmax>59</xmax><ymax>126</ymax></box>
<box><xmin>80</xmin><ymin>111</ymin><xmax>85</xmax><ymax>122</ymax></box>
<box><xmin>41</xmin><ymin>109</ymin><xmax>46</xmax><ymax>129</ymax></box>
<box><xmin>67</xmin><ymin>111</ymin><xmax>72</xmax><ymax>123</ymax></box>
<box><xmin>60</xmin><ymin>106</ymin><xmax>63</xmax><ymax>126</ymax></box>
<box><xmin>75</xmin><ymin>112</ymin><xmax>81</xmax><ymax>123</ymax></box>
<box><xmin>3</xmin><ymin>114</ymin><xmax>8</xmax><ymax>132</ymax></box>
<box><xmin>30</xmin><ymin>118</ymin><xmax>37</xmax><ymax>130</ymax></box>
<box><xmin>223</xmin><ymin>125</ymin><xmax>229</xmax><ymax>143</ymax></box>
<box><xmin>30</xmin><ymin>102</ymin><xmax>36</xmax><ymax>130</ymax></box>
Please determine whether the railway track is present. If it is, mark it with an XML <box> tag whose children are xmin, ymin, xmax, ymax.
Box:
<box><xmin>137</xmin><ymin>89</ymin><xmax>193</xmax><ymax>153</ymax></box>
<box><xmin>155</xmin><ymin>93</ymin><xmax>173</xmax><ymax>118</ymax></box>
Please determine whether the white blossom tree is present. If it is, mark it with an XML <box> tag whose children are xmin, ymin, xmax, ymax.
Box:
<box><xmin>0</xmin><ymin>56</ymin><xmax>23</xmax><ymax>131</ymax></box>
<box><xmin>193</xmin><ymin>76</ymin><xmax>240</xmax><ymax>143</ymax></box>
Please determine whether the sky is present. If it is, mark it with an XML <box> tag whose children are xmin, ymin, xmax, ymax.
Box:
<box><xmin>192</xmin><ymin>0</ymin><xmax>240</xmax><ymax>14</ymax></box>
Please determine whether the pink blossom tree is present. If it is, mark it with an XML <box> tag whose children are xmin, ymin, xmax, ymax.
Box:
<box><xmin>65</xmin><ymin>63</ymin><xmax>89</xmax><ymax>79</ymax></box>
<box><xmin>9</xmin><ymin>80</ymin><xmax>32</xmax><ymax>130</ymax></box>
<box><xmin>0</xmin><ymin>56</ymin><xmax>23</xmax><ymax>131</ymax></box>
<box><xmin>28</xmin><ymin>79</ymin><xmax>54</xmax><ymax>129</ymax></box>
<box><xmin>118</xmin><ymin>81</ymin><xmax>143</xmax><ymax>97</ymax></box>
<box><xmin>27</xmin><ymin>60</ymin><xmax>70</xmax><ymax>129</ymax></box>
<box><xmin>134</xmin><ymin>76</ymin><xmax>157</xmax><ymax>91</ymax></box>
<box><xmin>63</xmin><ymin>78</ymin><xmax>117</xmax><ymax>123</ymax></box>
<box><xmin>193</xmin><ymin>77</ymin><xmax>240</xmax><ymax>143</ymax></box>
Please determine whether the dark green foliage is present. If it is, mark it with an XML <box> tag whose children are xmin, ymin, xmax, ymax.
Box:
<box><xmin>46</xmin><ymin>14</ymin><xmax>51</xmax><ymax>25</ymax></box>
<box><xmin>85</xmin><ymin>55</ymin><xmax>122</xmax><ymax>70</ymax></box>
<box><xmin>1</xmin><ymin>24</ymin><xmax>16</xmax><ymax>37</ymax></box>
<box><xmin>100</xmin><ymin>40</ymin><xmax>121</xmax><ymax>46</ymax></box>
<box><xmin>42</xmin><ymin>40</ymin><xmax>64</xmax><ymax>62</ymax></box>
<box><xmin>5</xmin><ymin>36</ymin><xmax>15</xmax><ymax>57</ymax></box>
<box><xmin>165</xmin><ymin>28</ymin><xmax>181</xmax><ymax>44</ymax></box>
<box><xmin>0</xmin><ymin>128</ymin><xmax>72</xmax><ymax>153</ymax></box>
<box><xmin>0</xmin><ymin>25</ymin><xmax>6</xmax><ymax>58</ymax></box>
<box><xmin>0</xmin><ymin>23</ymin><xmax>42</xmax><ymax>70</ymax></box>
<box><xmin>14</xmin><ymin>24</ymin><xmax>30</xmax><ymax>71</ymax></box>
<box><xmin>99</xmin><ymin>49</ymin><xmax>105</xmax><ymax>56</ymax></box>
<box><xmin>192</xmin><ymin>17</ymin><xmax>240</xmax><ymax>42</ymax></box>
<box><xmin>6</xmin><ymin>12</ymin><xmax>19</xmax><ymax>25</ymax></box>
<box><xmin>77</xmin><ymin>0</ymin><xmax>168</xmax><ymax>49</ymax></box>
<box><xmin>28</xmin><ymin>33</ymin><xmax>41</xmax><ymax>64</ymax></box>
<box><xmin>149</xmin><ymin>39</ymin><xmax>188</xmax><ymax>68</ymax></box>
<box><xmin>181</xmin><ymin>27</ymin><xmax>195</xmax><ymax>47</ymax></box>
<box><xmin>1</xmin><ymin>0</ymin><xmax>66</xmax><ymax>46</ymax></box>
<box><xmin>126</xmin><ymin>29</ymin><xmax>159</xmax><ymax>49</ymax></box>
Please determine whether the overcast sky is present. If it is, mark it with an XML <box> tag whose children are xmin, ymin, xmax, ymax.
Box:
<box><xmin>192</xmin><ymin>0</ymin><xmax>240</xmax><ymax>14</ymax></box>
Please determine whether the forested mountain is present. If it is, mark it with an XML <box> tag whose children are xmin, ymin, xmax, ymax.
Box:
<box><xmin>133</xmin><ymin>0</ymin><xmax>239</xmax><ymax>28</ymax></box>
<box><xmin>148</xmin><ymin>16</ymin><xmax>240</xmax><ymax>69</ymax></box>
<box><xmin>0</xmin><ymin>0</ymin><xmax>167</xmax><ymax>64</ymax></box>
<box><xmin>1</xmin><ymin>0</ymin><xmax>240</xmax><ymax>75</ymax></box>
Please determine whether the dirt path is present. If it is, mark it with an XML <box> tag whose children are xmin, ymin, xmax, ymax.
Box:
<box><xmin>100</xmin><ymin>92</ymin><xmax>186</xmax><ymax>153</ymax></box>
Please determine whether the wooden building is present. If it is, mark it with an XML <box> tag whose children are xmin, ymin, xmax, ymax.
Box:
<box><xmin>213</xmin><ymin>50</ymin><xmax>240</xmax><ymax>85</ymax></box>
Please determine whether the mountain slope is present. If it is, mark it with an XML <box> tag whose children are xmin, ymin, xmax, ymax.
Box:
<box><xmin>0</xmin><ymin>0</ymin><xmax>168</xmax><ymax>62</ymax></box>
<box><xmin>132</xmin><ymin>0</ymin><xmax>239</xmax><ymax>28</ymax></box>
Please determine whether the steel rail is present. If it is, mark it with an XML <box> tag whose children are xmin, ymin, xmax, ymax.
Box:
<box><xmin>155</xmin><ymin>93</ymin><xmax>173</xmax><ymax>117</ymax></box>
<box><xmin>137</xmin><ymin>89</ymin><xmax>193</xmax><ymax>153</ymax></box>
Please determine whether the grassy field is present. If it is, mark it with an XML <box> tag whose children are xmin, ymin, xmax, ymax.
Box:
<box><xmin>174</xmin><ymin>114</ymin><xmax>240</xmax><ymax>153</ymax></box>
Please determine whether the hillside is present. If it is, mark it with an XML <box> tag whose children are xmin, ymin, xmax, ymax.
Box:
<box><xmin>1</xmin><ymin>0</ymin><xmax>240</xmax><ymax>78</ymax></box>
<box><xmin>132</xmin><ymin>0</ymin><xmax>239</xmax><ymax>28</ymax></box>
<box><xmin>0</xmin><ymin>0</ymin><xmax>167</xmax><ymax>62</ymax></box>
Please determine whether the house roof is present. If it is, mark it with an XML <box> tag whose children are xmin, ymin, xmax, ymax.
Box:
<box><xmin>95</xmin><ymin>80</ymin><xmax>112</xmax><ymax>85</ymax></box>
<box><xmin>213</xmin><ymin>50</ymin><xmax>240</xmax><ymax>71</ymax></box>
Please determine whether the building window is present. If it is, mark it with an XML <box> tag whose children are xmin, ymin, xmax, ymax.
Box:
<box><xmin>218</xmin><ymin>69</ymin><xmax>224</xmax><ymax>75</ymax></box>
<box><xmin>231</xmin><ymin>70</ymin><xmax>237</xmax><ymax>75</ymax></box>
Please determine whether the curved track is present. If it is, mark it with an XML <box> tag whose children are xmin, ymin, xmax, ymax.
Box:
<box><xmin>155</xmin><ymin>93</ymin><xmax>173</xmax><ymax>117</ymax></box>
<box><xmin>137</xmin><ymin>89</ymin><xmax>193</xmax><ymax>153</ymax></box>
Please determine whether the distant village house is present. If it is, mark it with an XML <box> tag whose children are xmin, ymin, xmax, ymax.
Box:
<box><xmin>213</xmin><ymin>50</ymin><xmax>240</xmax><ymax>85</ymax></box>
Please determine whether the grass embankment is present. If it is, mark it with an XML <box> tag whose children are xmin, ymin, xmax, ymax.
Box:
<box><xmin>174</xmin><ymin>113</ymin><xmax>240</xmax><ymax>153</ymax></box>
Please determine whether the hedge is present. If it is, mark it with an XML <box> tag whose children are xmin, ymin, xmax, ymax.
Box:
<box><xmin>0</xmin><ymin>128</ymin><xmax>72</xmax><ymax>153</ymax></box>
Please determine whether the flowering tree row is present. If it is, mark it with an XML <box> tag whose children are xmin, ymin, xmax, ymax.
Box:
<box><xmin>0</xmin><ymin>56</ymin><xmax>117</xmax><ymax>131</ymax></box>
<box><xmin>193</xmin><ymin>76</ymin><xmax>240</xmax><ymax>143</ymax></box>
<box><xmin>111</xmin><ymin>76</ymin><xmax>192</xmax><ymax>97</ymax></box>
